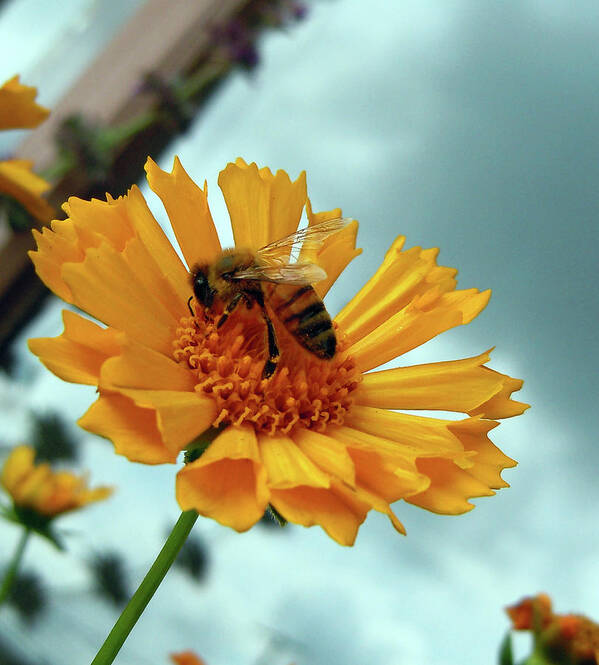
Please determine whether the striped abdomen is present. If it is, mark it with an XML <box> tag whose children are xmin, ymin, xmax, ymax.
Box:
<box><xmin>266</xmin><ymin>283</ymin><xmax>336</xmax><ymax>359</ymax></box>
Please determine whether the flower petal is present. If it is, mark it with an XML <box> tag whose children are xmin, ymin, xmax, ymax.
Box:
<box><xmin>0</xmin><ymin>160</ymin><xmax>54</xmax><ymax>222</ymax></box>
<box><xmin>347</xmin><ymin>288</ymin><xmax>491</xmax><ymax>372</ymax></box>
<box><xmin>218</xmin><ymin>158</ymin><xmax>306</xmax><ymax>250</ymax></box>
<box><xmin>31</xmin><ymin>187</ymin><xmax>190</xmax><ymax>320</ymax></box>
<box><xmin>13</xmin><ymin>463</ymin><xmax>52</xmax><ymax>505</ymax></box>
<box><xmin>28</xmin><ymin>310</ymin><xmax>121</xmax><ymax>385</ymax></box>
<box><xmin>1</xmin><ymin>445</ymin><xmax>34</xmax><ymax>494</ymax></box>
<box><xmin>38</xmin><ymin>472</ymin><xmax>112</xmax><ymax>516</ymax></box>
<box><xmin>115</xmin><ymin>389</ymin><xmax>216</xmax><ymax>455</ymax></box>
<box><xmin>259</xmin><ymin>434</ymin><xmax>330</xmax><ymax>489</ymax></box>
<box><xmin>448</xmin><ymin>417</ymin><xmax>516</xmax><ymax>489</ymax></box>
<box><xmin>405</xmin><ymin>457</ymin><xmax>495</xmax><ymax>514</ymax></box>
<box><xmin>292</xmin><ymin>428</ymin><xmax>356</xmax><ymax>487</ymax></box>
<box><xmin>335</xmin><ymin>237</ymin><xmax>458</xmax><ymax>345</ymax></box>
<box><xmin>176</xmin><ymin>426</ymin><xmax>269</xmax><ymax>531</ymax></box>
<box><xmin>470</xmin><ymin>375</ymin><xmax>530</xmax><ymax>419</ymax></box>
<box><xmin>301</xmin><ymin>200</ymin><xmax>361</xmax><ymax>298</ymax></box>
<box><xmin>353</xmin><ymin>485</ymin><xmax>407</xmax><ymax>535</ymax></box>
<box><xmin>344</xmin><ymin>406</ymin><xmax>470</xmax><ymax>462</ymax></box>
<box><xmin>99</xmin><ymin>336</ymin><xmax>195</xmax><ymax>392</ymax></box>
<box><xmin>30</xmin><ymin>219</ymin><xmax>85</xmax><ymax>303</ymax></box>
<box><xmin>61</xmin><ymin>241</ymin><xmax>179</xmax><ymax>355</ymax></box>
<box><xmin>78</xmin><ymin>394</ymin><xmax>176</xmax><ymax>464</ymax></box>
<box><xmin>145</xmin><ymin>156</ymin><xmax>221</xmax><ymax>269</ymax></box>
<box><xmin>0</xmin><ymin>75</ymin><xmax>49</xmax><ymax>129</ymax></box>
<box><xmin>330</xmin><ymin>426</ymin><xmax>430</xmax><ymax>501</ymax></box>
<box><xmin>270</xmin><ymin>480</ymin><xmax>370</xmax><ymax>546</ymax></box>
<box><xmin>354</xmin><ymin>349</ymin><xmax>528</xmax><ymax>416</ymax></box>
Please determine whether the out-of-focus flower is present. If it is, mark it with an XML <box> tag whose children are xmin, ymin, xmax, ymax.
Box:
<box><xmin>0</xmin><ymin>76</ymin><xmax>54</xmax><ymax>226</ymax></box>
<box><xmin>0</xmin><ymin>76</ymin><xmax>49</xmax><ymax>129</ymax></box>
<box><xmin>507</xmin><ymin>594</ymin><xmax>599</xmax><ymax>664</ymax></box>
<box><xmin>1</xmin><ymin>445</ymin><xmax>112</xmax><ymax>520</ymax></box>
<box><xmin>28</xmin><ymin>157</ymin><xmax>527</xmax><ymax>545</ymax></box>
<box><xmin>170</xmin><ymin>652</ymin><xmax>206</xmax><ymax>665</ymax></box>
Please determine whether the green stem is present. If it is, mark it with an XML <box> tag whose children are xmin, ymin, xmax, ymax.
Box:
<box><xmin>0</xmin><ymin>527</ymin><xmax>30</xmax><ymax>608</ymax></box>
<box><xmin>90</xmin><ymin>510</ymin><xmax>198</xmax><ymax>665</ymax></box>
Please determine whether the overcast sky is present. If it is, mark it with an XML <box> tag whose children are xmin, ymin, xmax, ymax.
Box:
<box><xmin>1</xmin><ymin>1</ymin><xmax>598</xmax><ymax>664</ymax></box>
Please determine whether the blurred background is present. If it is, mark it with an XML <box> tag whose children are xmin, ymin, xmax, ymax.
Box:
<box><xmin>0</xmin><ymin>0</ymin><xmax>598</xmax><ymax>663</ymax></box>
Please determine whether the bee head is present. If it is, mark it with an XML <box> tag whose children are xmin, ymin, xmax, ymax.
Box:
<box><xmin>191</xmin><ymin>266</ymin><xmax>215</xmax><ymax>308</ymax></box>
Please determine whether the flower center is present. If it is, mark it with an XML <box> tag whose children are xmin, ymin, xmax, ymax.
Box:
<box><xmin>172</xmin><ymin>303</ymin><xmax>361</xmax><ymax>435</ymax></box>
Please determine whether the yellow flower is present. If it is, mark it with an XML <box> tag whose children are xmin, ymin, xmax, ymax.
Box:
<box><xmin>1</xmin><ymin>445</ymin><xmax>112</xmax><ymax>518</ymax></box>
<box><xmin>0</xmin><ymin>76</ymin><xmax>54</xmax><ymax>224</ymax></box>
<box><xmin>27</xmin><ymin>157</ymin><xmax>527</xmax><ymax>545</ymax></box>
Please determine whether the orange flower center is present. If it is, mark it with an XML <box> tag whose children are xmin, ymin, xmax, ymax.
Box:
<box><xmin>172</xmin><ymin>303</ymin><xmax>361</xmax><ymax>435</ymax></box>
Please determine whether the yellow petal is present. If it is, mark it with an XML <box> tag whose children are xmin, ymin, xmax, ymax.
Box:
<box><xmin>13</xmin><ymin>463</ymin><xmax>52</xmax><ymax>505</ymax></box>
<box><xmin>470</xmin><ymin>375</ymin><xmax>530</xmax><ymax>419</ymax></box>
<box><xmin>61</xmin><ymin>241</ymin><xmax>179</xmax><ymax>355</ymax></box>
<box><xmin>78</xmin><ymin>393</ymin><xmax>176</xmax><ymax>464</ymax></box>
<box><xmin>347</xmin><ymin>446</ymin><xmax>429</xmax><ymax>503</ymax></box>
<box><xmin>28</xmin><ymin>310</ymin><xmax>121</xmax><ymax>385</ymax></box>
<box><xmin>29</xmin><ymin>218</ymin><xmax>85</xmax><ymax>303</ymax></box>
<box><xmin>344</xmin><ymin>406</ymin><xmax>469</xmax><ymax>462</ymax></box>
<box><xmin>335</xmin><ymin>237</ymin><xmax>458</xmax><ymax>345</ymax></box>
<box><xmin>355</xmin><ymin>349</ymin><xmax>528</xmax><ymax>416</ymax></box>
<box><xmin>145</xmin><ymin>156</ymin><xmax>221</xmax><ymax>268</ymax></box>
<box><xmin>115</xmin><ymin>389</ymin><xmax>216</xmax><ymax>455</ymax></box>
<box><xmin>0</xmin><ymin>75</ymin><xmax>49</xmax><ymax>129</ymax></box>
<box><xmin>301</xmin><ymin>199</ymin><xmax>362</xmax><ymax>298</ymax></box>
<box><xmin>99</xmin><ymin>337</ymin><xmax>196</xmax><ymax>392</ymax></box>
<box><xmin>270</xmin><ymin>481</ymin><xmax>369</xmax><ymax>546</ymax></box>
<box><xmin>448</xmin><ymin>417</ymin><xmax>516</xmax><ymax>489</ymax></box>
<box><xmin>259</xmin><ymin>434</ymin><xmax>330</xmax><ymax>489</ymax></box>
<box><xmin>218</xmin><ymin>158</ymin><xmax>307</xmax><ymax>250</ymax></box>
<box><xmin>62</xmin><ymin>194</ymin><xmax>135</xmax><ymax>251</ymax></box>
<box><xmin>292</xmin><ymin>428</ymin><xmax>356</xmax><ymax>487</ymax></box>
<box><xmin>348</xmin><ymin>288</ymin><xmax>491</xmax><ymax>372</ymax></box>
<box><xmin>353</xmin><ymin>485</ymin><xmax>407</xmax><ymax>535</ymax></box>
<box><xmin>176</xmin><ymin>426</ymin><xmax>269</xmax><ymax>531</ymax></box>
<box><xmin>405</xmin><ymin>456</ymin><xmax>495</xmax><ymax>514</ymax></box>
<box><xmin>0</xmin><ymin>160</ymin><xmax>54</xmax><ymax>222</ymax></box>
<box><xmin>31</xmin><ymin>188</ymin><xmax>190</xmax><ymax>318</ymax></box>
<box><xmin>124</xmin><ymin>185</ymin><xmax>192</xmax><ymax>306</ymax></box>
<box><xmin>1</xmin><ymin>445</ymin><xmax>35</xmax><ymax>495</ymax></box>
<box><xmin>121</xmin><ymin>236</ymin><xmax>188</xmax><ymax>322</ymax></box>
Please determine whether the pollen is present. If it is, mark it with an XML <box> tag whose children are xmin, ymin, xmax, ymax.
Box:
<box><xmin>172</xmin><ymin>304</ymin><xmax>361</xmax><ymax>435</ymax></box>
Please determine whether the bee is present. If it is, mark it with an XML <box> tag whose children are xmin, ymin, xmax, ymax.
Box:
<box><xmin>190</xmin><ymin>218</ymin><xmax>351</xmax><ymax>378</ymax></box>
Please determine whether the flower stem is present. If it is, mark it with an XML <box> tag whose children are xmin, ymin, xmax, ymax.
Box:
<box><xmin>90</xmin><ymin>510</ymin><xmax>199</xmax><ymax>665</ymax></box>
<box><xmin>0</xmin><ymin>527</ymin><xmax>30</xmax><ymax>608</ymax></box>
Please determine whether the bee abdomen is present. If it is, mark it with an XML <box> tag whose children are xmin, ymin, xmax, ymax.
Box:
<box><xmin>270</xmin><ymin>285</ymin><xmax>336</xmax><ymax>360</ymax></box>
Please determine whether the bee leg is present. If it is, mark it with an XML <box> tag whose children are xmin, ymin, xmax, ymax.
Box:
<box><xmin>187</xmin><ymin>296</ymin><xmax>194</xmax><ymax>316</ymax></box>
<box><xmin>252</xmin><ymin>291</ymin><xmax>280</xmax><ymax>379</ymax></box>
<box><xmin>217</xmin><ymin>292</ymin><xmax>243</xmax><ymax>328</ymax></box>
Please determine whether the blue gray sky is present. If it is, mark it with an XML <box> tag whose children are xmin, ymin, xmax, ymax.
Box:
<box><xmin>1</xmin><ymin>1</ymin><xmax>598</xmax><ymax>663</ymax></box>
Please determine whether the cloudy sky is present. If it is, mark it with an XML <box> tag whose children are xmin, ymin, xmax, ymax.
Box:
<box><xmin>1</xmin><ymin>0</ymin><xmax>598</xmax><ymax>663</ymax></box>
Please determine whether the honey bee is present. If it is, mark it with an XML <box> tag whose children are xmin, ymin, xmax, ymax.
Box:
<box><xmin>190</xmin><ymin>218</ymin><xmax>351</xmax><ymax>378</ymax></box>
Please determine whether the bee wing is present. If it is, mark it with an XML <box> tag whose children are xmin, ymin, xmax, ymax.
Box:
<box><xmin>257</xmin><ymin>217</ymin><xmax>353</xmax><ymax>264</ymax></box>
<box><xmin>231</xmin><ymin>262</ymin><xmax>327</xmax><ymax>285</ymax></box>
